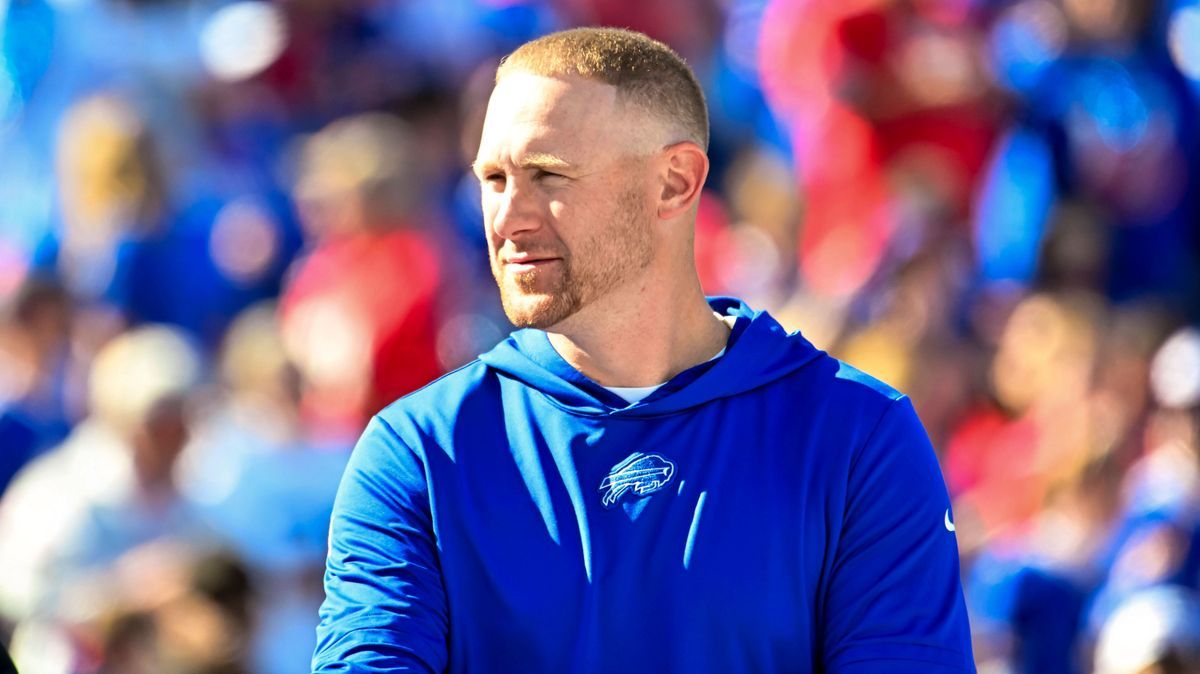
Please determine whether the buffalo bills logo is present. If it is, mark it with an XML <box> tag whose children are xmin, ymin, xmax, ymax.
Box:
<box><xmin>599</xmin><ymin>452</ymin><xmax>676</xmax><ymax>508</ymax></box>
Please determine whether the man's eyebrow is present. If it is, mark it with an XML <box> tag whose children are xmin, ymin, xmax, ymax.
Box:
<box><xmin>470</xmin><ymin>153</ymin><xmax>575</xmax><ymax>176</ymax></box>
<box><xmin>518</xmin><ymin>153</ymin><xmax>573</xmax><ymax>171</ymax></box>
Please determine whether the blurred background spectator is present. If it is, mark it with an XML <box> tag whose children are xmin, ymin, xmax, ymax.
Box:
<box><xmin>0</xmin><ymin>0</ymin><xmax>1198</xmax><ymax>671</ymax></box>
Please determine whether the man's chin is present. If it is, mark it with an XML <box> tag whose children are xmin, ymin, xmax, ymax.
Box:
<box><xmin>500</xmin><ymin>290</ymin><xmax>579</xmax><ymax>329</ymax></box>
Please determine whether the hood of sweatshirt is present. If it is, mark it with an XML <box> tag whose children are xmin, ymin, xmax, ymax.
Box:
<box><xmin>476</xmin><ymin>297</ymin><xmax>824</xmax><ymax>418</ymax></box>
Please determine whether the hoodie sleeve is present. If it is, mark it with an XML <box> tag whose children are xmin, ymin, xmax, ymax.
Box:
<box><xmin>821</xmin><ymin>396</ymin><xmax>976</xmax><ymax>673</ymax></box>
<box><xmin>313</xmin><ymin>416</ymin><xmax>449</xmax><ymax>673</ymax></box>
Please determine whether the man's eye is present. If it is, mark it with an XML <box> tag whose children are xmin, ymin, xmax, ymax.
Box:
<box><xmin>483</xmin><ymin>173</ymin><xmax>506</xmax><ymax>186</ymax></box>
<box><xmin>535</xmin><ymin>170</ymin><xmax>565</xmax><ymax>182</ymax></box>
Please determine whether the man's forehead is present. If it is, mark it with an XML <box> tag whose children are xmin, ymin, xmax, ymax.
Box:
<box><xmin>478</xmin><ymin>72</ymin><xmax>636</xmax><ymax>161</ymax></box>
<box><xmin>488</xmin><ymin>71</ymin><xmax>619</xmax><ymax>121</ymax></box>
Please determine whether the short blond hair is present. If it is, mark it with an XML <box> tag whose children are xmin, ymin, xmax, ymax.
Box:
<box><xmin>497</xmin><ymin>27</ymin><xmax>709</xmax><ymax>150</ymax></box>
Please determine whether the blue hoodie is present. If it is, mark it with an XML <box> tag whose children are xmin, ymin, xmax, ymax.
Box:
<box><xmin>313</xmin><ymin>298</ymin><xmax>975</xmax><ymax>673</ymax></box>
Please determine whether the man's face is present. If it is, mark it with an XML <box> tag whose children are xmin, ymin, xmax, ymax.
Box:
<box><xmin>474</xmin><ymin>72</ymin><xmax>656</xmax><ymax>329</ymax></box>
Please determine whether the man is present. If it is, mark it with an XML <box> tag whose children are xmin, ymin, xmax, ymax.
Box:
<box><xmin>314</xmin><ymin>27</ymin><xmax>974</xmax><ymax>673</ymax></box>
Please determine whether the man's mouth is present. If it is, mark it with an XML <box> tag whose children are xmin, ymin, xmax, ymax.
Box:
<box><xmin>503</xmin><ymin>255</ymin><xmax>561</xmax><ymax>272</ymax></box>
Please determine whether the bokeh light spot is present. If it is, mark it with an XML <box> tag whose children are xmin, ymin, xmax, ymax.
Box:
<box><xmin>209</xmin><ymin>198</ymin><xmax>280</xmax><ymax>286</ymax></box>
<box><xmin>1168</xmin><ymin>6</ymin><xmax>1200</xmax><ymax>81</ymax></box>
<box><xmin>1151</xmin><ymin>327</ymin><xmax>1200</xmax><ymax>409</ymax></box>
<box><xmin>199</xmin><ymin>2</ymin><xmax>287</xmax><ymax>83</ymax></box>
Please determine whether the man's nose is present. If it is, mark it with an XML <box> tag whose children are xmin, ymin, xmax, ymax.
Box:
<box><xmin>490</xmin><ymin>182</ymin><xmax>540</xmax><ymax>240</ymax></box>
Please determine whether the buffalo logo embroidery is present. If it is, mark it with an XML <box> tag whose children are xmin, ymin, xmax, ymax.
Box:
<box><xmin>599</xmin><ymin>452</ymin><xmax>676</xmax><ymax>508</ymax></box>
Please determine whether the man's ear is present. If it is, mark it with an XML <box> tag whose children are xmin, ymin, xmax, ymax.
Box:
<box><xmin>657</xmin><ymin>141</ymin><xmax>709</xmax><ymax>220</ymax></box>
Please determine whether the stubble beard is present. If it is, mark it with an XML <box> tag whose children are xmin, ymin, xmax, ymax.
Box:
<box><xmin>493</xmin><ymin>184</ymin><xmax>653</xmax><ymax>330</ymax></box>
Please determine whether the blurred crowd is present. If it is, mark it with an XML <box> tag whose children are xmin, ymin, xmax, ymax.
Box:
<box><xmin>0</xmin><ymin>0</ymin><xmax>1198</xmax><ymax>672</ymax></box>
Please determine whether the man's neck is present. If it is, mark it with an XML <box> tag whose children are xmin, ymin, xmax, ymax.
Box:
<box><xmin>545</xmin><ymin>272</ymin><xmax>730</xmax><ymax>388</ymax></box>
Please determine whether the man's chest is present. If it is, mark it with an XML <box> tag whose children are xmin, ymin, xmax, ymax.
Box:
<box><xmin>423</xmin><ymin>406</ymin><xmax>844</xmax><ymax>669</ymax></box>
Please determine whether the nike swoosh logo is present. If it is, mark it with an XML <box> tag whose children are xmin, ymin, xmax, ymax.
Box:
<box><xmin>944</xmin><ymin>509</ymin><xmax>956</xmax><ymax>533</ymax></box>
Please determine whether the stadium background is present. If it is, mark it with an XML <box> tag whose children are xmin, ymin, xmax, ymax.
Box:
<box><xmin>1</xmin><ymin>0</ymin><xmax>1199</xmax><ymax>671</ymax></box>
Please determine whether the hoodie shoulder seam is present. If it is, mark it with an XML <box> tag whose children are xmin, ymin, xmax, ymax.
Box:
<box><xmin>844</xmin><ymin>392</ymin><xmax>908</xmax><ymax>484</ymax></box>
